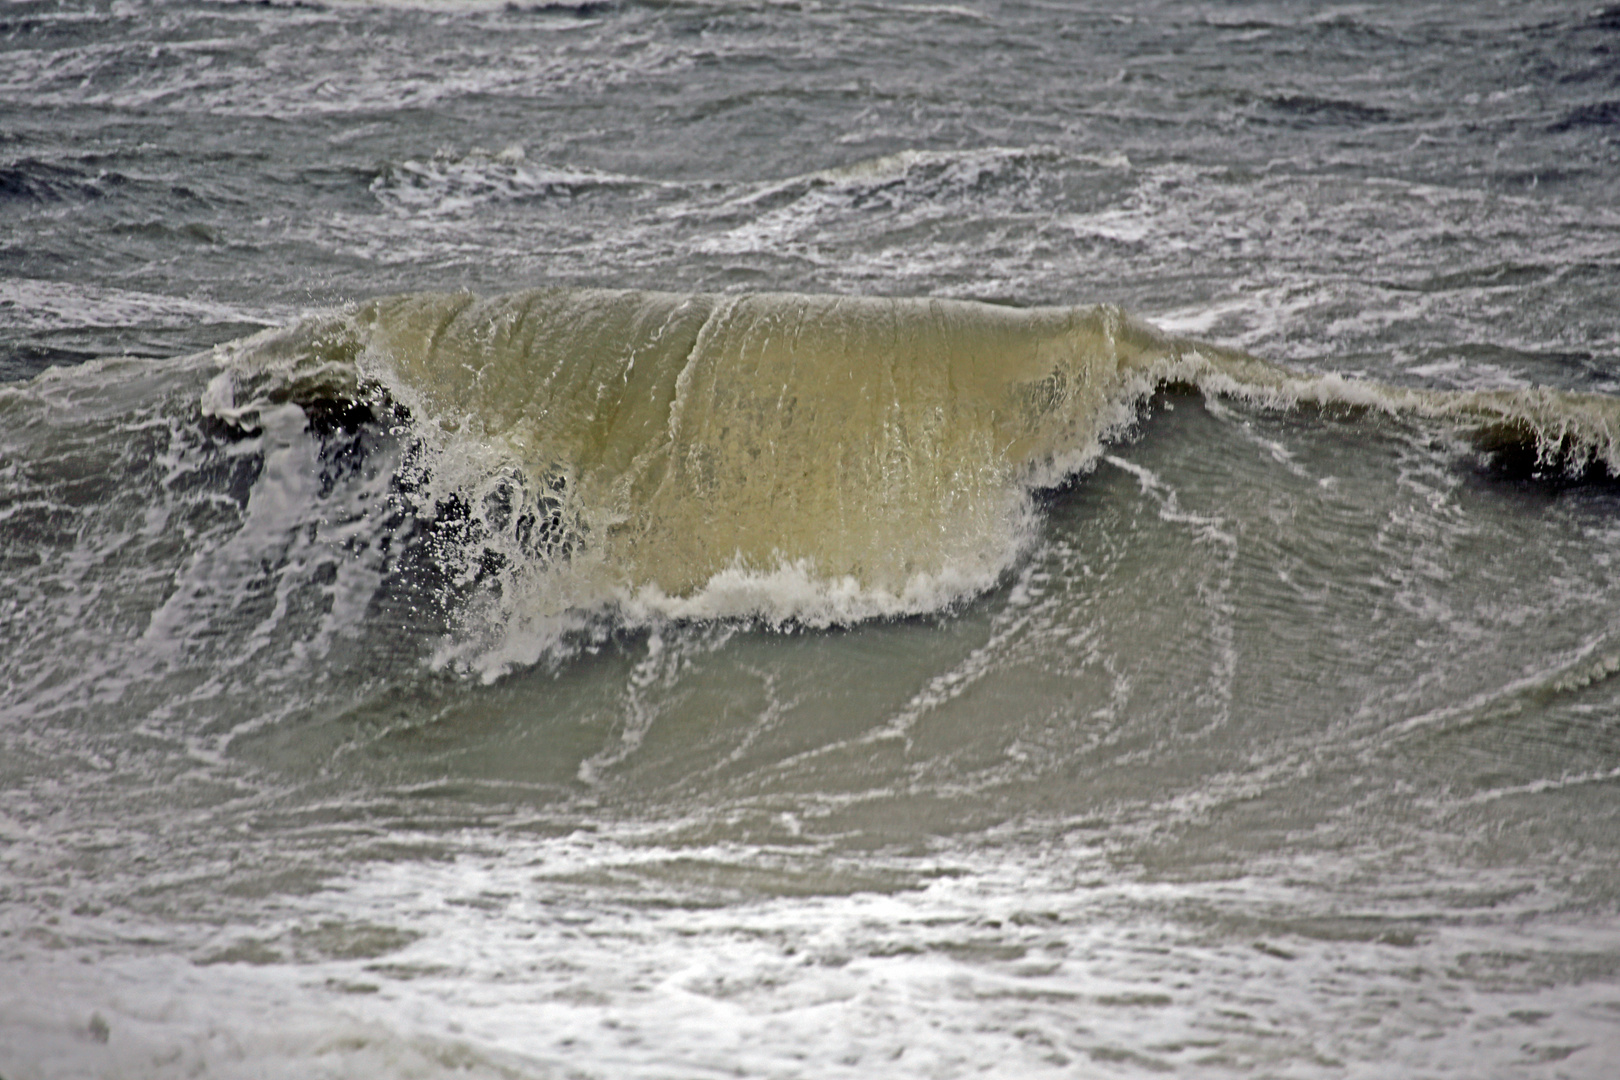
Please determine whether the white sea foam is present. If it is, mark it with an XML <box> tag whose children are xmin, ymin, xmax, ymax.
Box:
<box><xmin>8</xmin><ymin>819</ymin><xmax>1618</xmax><ymax>1080</ymax></box>
<box><xmin>0</xmin><ymin>279</ymin><xmax>281</xmax><ymax>335</ymax></box>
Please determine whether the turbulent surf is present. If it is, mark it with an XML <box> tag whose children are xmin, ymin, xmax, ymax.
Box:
<box><xmin>8</xmin><ymin>3</ymin><xmax>1620</xmax><ymax>1077</ymax></box>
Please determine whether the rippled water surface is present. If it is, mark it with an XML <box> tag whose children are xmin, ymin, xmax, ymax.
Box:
<box><xmin>4</xmin><ymin>2</ymin><xmax>1620</xmax><ymax>1077</ymax></box>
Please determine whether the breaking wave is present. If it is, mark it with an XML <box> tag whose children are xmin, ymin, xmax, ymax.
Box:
<box><xmin>207</xmin><ymin>287</ymin><xmax>1620</xmax><ymax>674</ymax></box>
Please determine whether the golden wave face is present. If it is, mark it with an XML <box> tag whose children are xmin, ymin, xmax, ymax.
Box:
<box><xmin>351</xmin><ymin>290</ymin><xmax>1183</xmax><ymax>598</ymax></box>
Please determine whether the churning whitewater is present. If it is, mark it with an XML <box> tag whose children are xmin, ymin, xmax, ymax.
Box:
<box><xmin>7</xmin><ymin>2</ymin><xmax>1620</xmax><ymax>1077</ymax></box>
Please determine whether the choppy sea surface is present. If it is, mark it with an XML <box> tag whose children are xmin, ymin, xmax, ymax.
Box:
<box><xmin>5</xmin><ymin>1</ymin><xmax>1620</xmax><ymax>1076</ymax></box>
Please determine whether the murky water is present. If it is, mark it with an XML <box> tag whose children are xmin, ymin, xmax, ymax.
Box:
<box><xmin>4</xmin><ymin>2</ymin><xmax>1620</xmax><ymax>1076</ymax></box>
